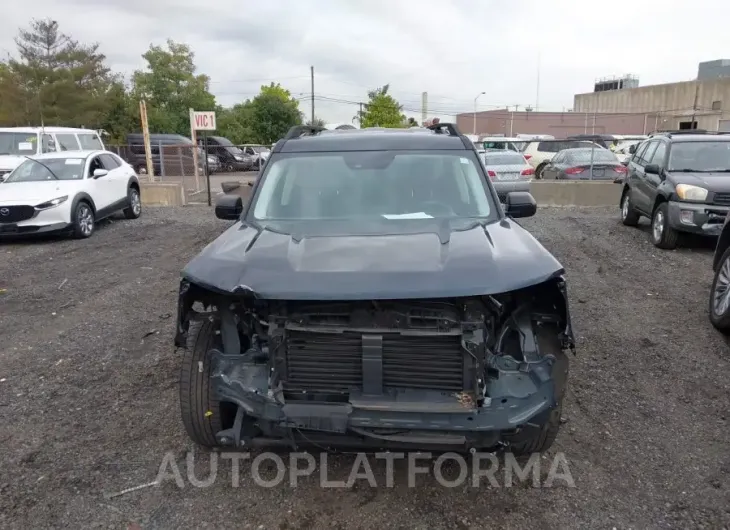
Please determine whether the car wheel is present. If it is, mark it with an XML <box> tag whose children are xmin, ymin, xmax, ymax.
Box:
<box><xmin>620</xmin><ymin>189</ymin><xmax>640</xmax><ymax>226</ymax></box>
<box><xmin>72</xmin><ymin>201</ymin><xmax>95</xmax><ymax>239</ymax></box>
<box><xmin>123</xmin><ymin>187</ymin><xmax>142</xmax><ymax>220</ymax></box>
<box><xmin>224</xmin><ymin>163</ymin><xmax>234</xmax><ymax>173</ymax></box>
<box><xmin>505</xmin><ymin>327</ymin><xmax>568</xmax><ymax>455</ymax></box>
<box><xmin>535</xmin><ymin>163</ymin><xmax>547</xmax><ymax>180</ymax></box>
<box><xmin>709</xmin><ymin>246</ymin><xmax>730</xmax><ymax>333</ymax></box>
<box><xmin>651</xmin><ymin>202</ymin><xmax>678</xmax><ymax>249</ymax></box>
<box><xmin>180</xmin><ymin>319</ymin><xmax>226</xmax><ymax>448</ymax></box>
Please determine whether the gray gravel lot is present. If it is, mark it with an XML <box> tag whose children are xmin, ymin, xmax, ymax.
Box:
<box><xmin>0</xmin><ymin>206</ymin><xmax>729</xmax><ymax>529</ymax></box>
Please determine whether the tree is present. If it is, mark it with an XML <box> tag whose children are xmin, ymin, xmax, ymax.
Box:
<box><xmin>131</xmin><ymin>40</ymin><xmax>216</xmax><ymax>135</ymax></box>
<box><xmin>247</xmin><ymin>83</ymin><xmax>302</xmax><ymax>144</ymax></box>
<box><xmin>357</xmin><ymin>84</ymin><xmax>406</xmax><ymax>128</ymax></box>
<box><xmin>216</xmin><ymin>103</ymin><xmax>255</xmax><ymax>144</ymax></box>
<box><xmin>1</xmin><ymin>18</ymin><xmax>116</xmax><ymax>127</ymax></box>
<box><xmin>305</xmin><ymin>116</ymin><xmax>326</xmax><ymax>127</ymax></box>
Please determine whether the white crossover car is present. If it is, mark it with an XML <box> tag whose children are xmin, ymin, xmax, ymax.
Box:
<box><xmin>0</xmin><ymin>150</ymin><xmax>141</xmax><ymax>238</ymax></box>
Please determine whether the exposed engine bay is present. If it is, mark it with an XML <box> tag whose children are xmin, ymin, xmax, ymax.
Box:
<box><xmin>175</xmin><ymin>277</ymin><xmax>574</xmax><ymax>451</ymax></box>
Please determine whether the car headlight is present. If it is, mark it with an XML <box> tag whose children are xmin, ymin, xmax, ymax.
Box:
<box><xmin>234</xmin><ymin>156</ymin><xmax>243</xmax><ymax>161</ymax></box>
<box><xmin>675</xmin><ymin>184</ymin><xmax>708</xmax><ymax>201</ymax></box>
<box><xmin>35</xmin><ymin>195</ymin><xmax>68</xmax><ymax>210</ymax></box>
<box><xmin>207</xmin><ymin>156</ymin><xmax>216</xmax><ymax>163</ymax></box>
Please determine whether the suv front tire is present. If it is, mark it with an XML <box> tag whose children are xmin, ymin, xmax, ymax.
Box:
<box><xmin>651</xmin><ymin>202</ymin><xmax>678</xmax><ymax>249</ymax></box>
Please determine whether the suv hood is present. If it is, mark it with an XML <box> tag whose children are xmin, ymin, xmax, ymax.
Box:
<box><xmin>183</xmin><ymin>219</ymin><xmax>565</xmax><ymax>299</ymax></box>
<box><xmin>671</xmin><ymin>172</ymin><xmax>730</xmax><ymax>192</ymax></box>
<box><xmin>0</xmin><ymin>180</ymin><xmax>81</xmax><ymax>205</ymax></box>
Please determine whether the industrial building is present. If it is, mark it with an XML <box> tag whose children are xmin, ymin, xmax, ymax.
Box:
<box><xmin>574</xmin><ymin>61</ymin><xmax>730</xmax><ymax>132</ymax></box>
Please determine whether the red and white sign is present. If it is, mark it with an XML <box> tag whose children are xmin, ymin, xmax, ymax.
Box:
<box><xmin>191</xmin><ymin>111</ymin><xmax>216</xmax><ymax>131</ymax></box>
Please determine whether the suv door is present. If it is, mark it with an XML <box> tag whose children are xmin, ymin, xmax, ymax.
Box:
<box><xmin>100</xmin><ymin>153</ymin><xmax>129</xmax><ymax>203</ymax></box>
<box><xmin>633</xmin><ymin>141</ymin><xmax>659</xmax><ymax>213</ymax></box>
<box><xmin>85</xmin><ymin>155</ymin><xmax>116</xmax><ymax>210</ymax></box>
<box><xmin>640</xmin><ymin>141</ymin><xmax>668</xmax><ymax>209</ymax></box>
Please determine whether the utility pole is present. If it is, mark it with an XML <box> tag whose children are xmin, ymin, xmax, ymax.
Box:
<box><xmin>690</xmin><ymin>83</ymin><xmax>700</xmax><ymax>128</ymax></box>
<box><xmin>359</xmin><ymin>102</ymin><xmax>363</xmax><ymax>126</ymax></box>
<box><xmin>310</xmin><ymin>66</ymin><xmax>315</xmax><ymax>124</ymax></box>
<box><xmin>509</xmin><ymin>105</ymin><xmax>519</xmax><ymax>137</ymax></box>
<box><xmin>592</xmin><ymin>112</ymin><xmax>596</xmax><ymax>134</ymax></box>
<box><xmin>473</xmin><ymin>91</ymin><xmax>485</xmax><ymax>135</ymax></box>
<box><xmin>535</xmin><ymin>52</ymin><xmax>541</xmax><ymax>112</ymax></box>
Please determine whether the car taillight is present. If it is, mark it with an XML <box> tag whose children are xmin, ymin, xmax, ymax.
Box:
<box><xmin>487</xmin><ymin>170</ymin><xmax>496</xmax><ymax>179</ymax></box>
<box><xmin>565</xmin><ymin>167</ymin><xmax>585</xmax><ymax>175</ymax></box>
<box><xmin>521</xmin><ymin>167</ymin><xmax>534</xmax><ymax>176</ymax></box>
<box><xmin>613</xmin><ymin>165</ymin><xmax>628</xmax><ymax>173</ymax></box>
<box><xmin>523</xmin><ymin>154</ymin><xmax>532</xmax><ymax>160</ymax></box>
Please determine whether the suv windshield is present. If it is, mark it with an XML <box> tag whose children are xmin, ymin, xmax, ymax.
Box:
<box><xmin>5</xmin><ymin>157</ymin><xmax>86</xmax><ymax>182</ymax></box>
<box><xmin>250</xmin><ymin>151</ymin><xmax>494</xmax><ymax>222</ymax></box>
<box><xmin>669</xmin><ymin>141</ymin><xmax>730</xmax><ymax>172</ymax></box>
<box><xmin>0</xmin><ymin>132</ymin><xmax>38</xmax><ymax>156</ymax></box>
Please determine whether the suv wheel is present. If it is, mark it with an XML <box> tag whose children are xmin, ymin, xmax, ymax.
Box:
<box><xmin>535</xmin><ymin>163</ymin><xmax>547</xmax><ymax>179</ymax></box>
<box><xmin>72</xmin><ymin>201</ymin><xmax>95</xmax><ymax>239</ymax></box>
<box><xmin>620</xmin><ymin>190</ymin><xmax>640</xmax><ymax>226</ymax></box>
<box><xmin>710</xmin><ymin>246</ymin><xmax>730</xmax><ymax>333</ymax></box>
<box><xmin>180</xmin><ymin>319</ymin><xmax>226</xmax><ymax>448</ymax></box>
<box><xmin>651</xmin><ymin>203</ymin><xmax>678</xmax><ymax>249</ymax></box>
<box><xmin>123</xmin><ymin>187</ymin><xmax>142</xmax><ymax>219</ymax></box>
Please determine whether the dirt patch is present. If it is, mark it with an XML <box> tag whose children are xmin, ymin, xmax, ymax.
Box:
<box><xmin>0</xmin><ymin>206</ymin><xmax>728</xmax><ymax>529</ymax></box>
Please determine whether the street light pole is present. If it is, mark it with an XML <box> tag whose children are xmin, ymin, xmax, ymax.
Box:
<box><xmin>473</xmin><ymin>92</ymin><xmax>485</xmax><ymax>135</ymax></box>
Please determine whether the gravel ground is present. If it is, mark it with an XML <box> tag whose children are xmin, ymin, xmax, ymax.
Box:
<box><xmin>1</xmin><ymin>206</ymin><xmax>729</xmax><ymax>530</ymax></box>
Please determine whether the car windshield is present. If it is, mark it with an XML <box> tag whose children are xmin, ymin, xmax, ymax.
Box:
<box><xmin>668</xmin><ymin>141</ymin><xmax>730</xmax><ymax>172</ymax></box>
<box><xmin>482</xmin><ymin>141</ymin><xmax>508</xmax><ymax>150</ymax></box>
<box><xmin>250</xmin><ymin>151</ymin><xmax>494</xmax><ymax>222</ymax></box>
<box><xmin>566</xmin><ymin>149</ymin><xmax>618</xmax><ymax>163</ymax></box>
<box><xmin>4</xmin><ymin>157</ymin><xmax>86</xmax><ymax>182</ymax></box>
<box><xmin>0</xmin><ymin>132</ymin><xmax>38</xmax><ymax>156</ymax></box>
<box><xmin>484</xmin><ymin>153</ymin><xmax>526</xmax><ymax>165</ymax></box>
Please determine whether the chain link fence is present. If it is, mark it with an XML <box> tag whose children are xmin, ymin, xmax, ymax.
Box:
<box><xmin>107</xmin><ymin>142</ymin><xmax>273</xmax><ymax>202</ymax></box>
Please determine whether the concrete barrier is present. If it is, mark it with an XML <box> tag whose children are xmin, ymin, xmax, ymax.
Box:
<box><xmin>140</xmin><ymin>182</ymin><xmax>187</xmax><ymax>207</ymax></box>
<box><xmin>530</xmin><ymin>181</ymin><xmax>622</xmax><ymax>207</ymax></box>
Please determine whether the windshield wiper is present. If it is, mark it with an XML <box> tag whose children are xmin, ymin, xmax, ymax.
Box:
<box><xmin>23</xmin><ymin>156</ymin><xmax>59</xmax><ymax>180</ymax></box>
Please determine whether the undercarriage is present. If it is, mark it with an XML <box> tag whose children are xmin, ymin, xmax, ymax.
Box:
<box><xmin>176</xmin><ymin>277</ymin><xmax>574</xmax><ymax>453</ymax></box>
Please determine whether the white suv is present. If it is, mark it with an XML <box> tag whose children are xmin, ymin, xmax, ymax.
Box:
<box><xmin>0</xmin><ymin>150</ymin><xmax>141</xmax><ymax>239</ymax></box>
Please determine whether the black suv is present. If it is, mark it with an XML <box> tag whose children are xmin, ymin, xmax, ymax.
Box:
<box><xmin>620</xmin><ymin>131</ymin><xmax>730</xmax><ymax>249</ymax></box>
<box><xmin>174</xmin><ymin>123</ymin><xmax>575</xmax><ymax>454</ymax></box>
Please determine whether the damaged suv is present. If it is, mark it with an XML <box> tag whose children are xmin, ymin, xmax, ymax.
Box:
<box><xmin>175</xmin><ymin>123</ymin><xmax>575</xmax><ymax>454</ymax></box>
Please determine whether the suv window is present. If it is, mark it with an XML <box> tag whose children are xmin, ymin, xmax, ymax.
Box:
<box><xmin>56</xmin><ymin>134</ymin><xmax>80</xmax><ymax>151</ymax></box>
<box><xmin>640</xmin><ymin>142</ymin><xmax>658</xmax><ymax>166</ymax></box>
<box><xmin>100</xmin><ymin>153</ymin><xmax>121</xmax><ymax>169</ymax></box>
<box><xmin>250</xmin><ymin>151</ymin><xmax>494</xmax><ymax>221</ymax></box>
<box><xmin>648</xmin><ymin>142</ymin><xmax>667</xmax><ymax>167</ymax></box>
<box><xmin>633</xmin><ymin>142</ymin><xmax>650</xmax><ymax>166</ymax></box>
<box><xmin>88</xmin><ymin>156</ymin><xmax>105</xmax><ymax>177</ymax></box>
<box><xmin>537</xmin><ymin>141</ymin><xmax>559</xmax><ymax>152</ymax></box>
<box><xmin>78</xmin><ymin>133</ymin><xmax>103</xmax><ymax>150</ymax></box>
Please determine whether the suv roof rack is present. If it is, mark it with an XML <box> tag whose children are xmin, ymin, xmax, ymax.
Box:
<box><xmin>282</xmin><ymin>125</ymin><xmax>327</xmax><ymax>141</ymax></box>
<box><xmin>649</xmin><ymin>129</ymin><xmax>730</xmax><ymax>138</ymax></box>
<box><xmin>426</xmin><ymin>122</ymin><xmax>461</xmax><ymax>136</ymax></box>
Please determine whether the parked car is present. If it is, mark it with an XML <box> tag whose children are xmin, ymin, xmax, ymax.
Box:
<box><xmin>619</xmin><ymin>131</ymin><xmax>730</xmax><ymax>249</ymax></box>
<box><xmin>479</xmin><ymin>136</ymin><xmax>524</xmax><ymax>153</ymax></box>
<box><xmin>0</xmin><ymin>127</ymin><xmax>105</xmax><ymax>181</ymax></box>
<box><xmin>614</xmin><ymin>140</ymin><xmax>645</xmax><ymax>165</ymax></box>
<box><xmin>125</xmin><ymin>133</ymin><xmax>210</xmax><ymax>177</ymax></box>
<box><xmin>0</xmin><ymin>150</ymin><xmax>141</xmax><ymax>239</ymax></box>
<box><xmin>198</xmin><ymin>135</ymin><xmax>255</xmax><ymax>172</ymax></box>
<box><xmin>566</xmin><ymin>134</ymin><xmax>616</xmax><ymax>149</ymax></box>
<box><xmin>482</xmin><ymin>150</ymin><xmax>534</xmax><ymax>199</ymax></box>
<box><xmin>174</xmin><ymin>122</ymin><xmax>574</xmax><ymax>455</ymax></box>
<box><xmin>521</xmin><ymin>139</ymin><xmax>604</xmax><ymax>179</ymax></box>
<box><xmin>541</xmin><ymin>147</ymin><xmax>627</xmax><ymax>181</ymax></box>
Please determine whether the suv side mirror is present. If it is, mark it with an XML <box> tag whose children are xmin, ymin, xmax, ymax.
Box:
<box><xmin>93</xmin><ymin>169</ymin><xmax>108</xmax><ymax>179</ymax></box>
<box><xmin>504</xmin><ymin>191</ymin><xmax>537</xmax><ymax>218</ymax></box>
<box><xmin>644</xmin><ymin>163</ymin><xmax>660</xmax><ymax>175</ymax></box>
<box><xmin>215</xmin><ymin>194</ymin><xmax>243</xmax><ymax>220</ymax></box>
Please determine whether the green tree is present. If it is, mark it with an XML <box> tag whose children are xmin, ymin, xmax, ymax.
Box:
<box><xmin>131</xmin><ymin>39</ymin><xmax>216</xmax><ymax>135</ymax></box>
<box><xmin>100</xmin><ymin>80</ymin><xmax>138</xmax><ymax>143</ymax></box>
<box><xmin>305</xmin><ymin>116</ymin><xmax>326</xmax><ymax>127</ymax></box>
<box><xmin>247</xmin><ymin>83</ymin><xmax>302</xmax><ymax>144</ymax></box>
<box><xmin>357</xmin><ymin>84</ymin><xmax>406</xmax><ymax>128</ymax></box>
<box><xmin>1</xmin><ymin>18</ymin><xmax>116</xmax><ymax>127</ymax></box>
<box><xmin>216</xmin><ymin>103</ymin><xmax>255</xmax><ymax>144</ymax></box>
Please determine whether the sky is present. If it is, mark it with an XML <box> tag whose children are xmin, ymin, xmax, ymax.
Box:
<box><xmin>2</xmin><ymin>0</ymin><xmax>730</xmax><ymax>125</ymax></box>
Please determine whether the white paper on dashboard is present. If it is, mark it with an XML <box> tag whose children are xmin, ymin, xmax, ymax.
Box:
<box><xmin>382</xmin><ymin>212</ymin><xmax>433</xmax><ymax>219</ymax></box>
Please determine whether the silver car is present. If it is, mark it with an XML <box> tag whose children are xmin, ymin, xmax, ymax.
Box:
<box><xmin>482</xmin><ymin>151</ymin><xmax>534</xmax><ymax>199</ymax></box>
